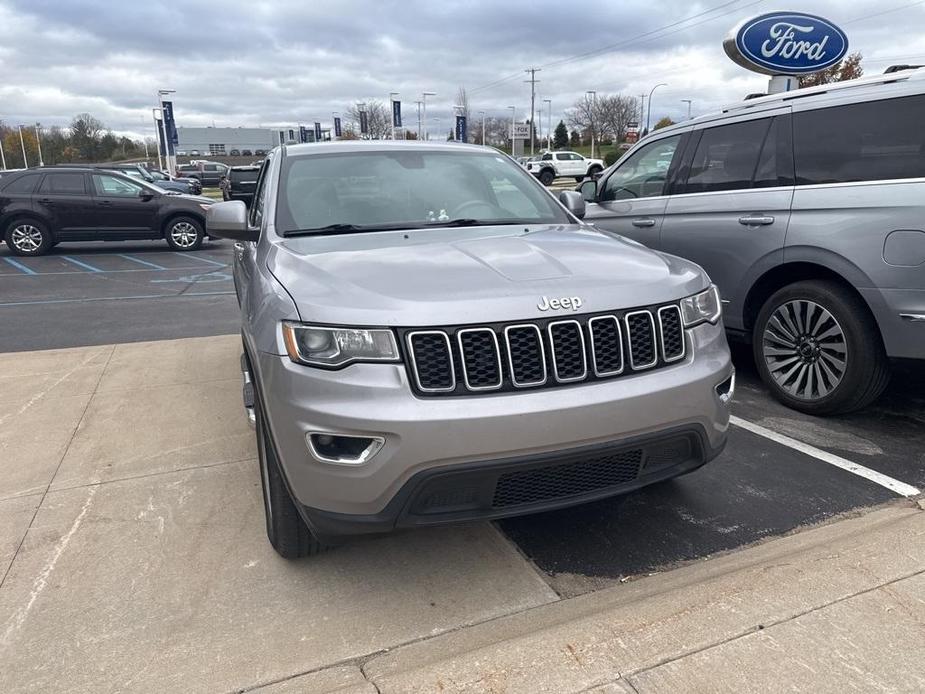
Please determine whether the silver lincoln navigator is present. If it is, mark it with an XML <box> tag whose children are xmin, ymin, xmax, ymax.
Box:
<box><xmin>207</xmin><ymin>141</ymin><xmax>733</xmax><ymax>559</ymax></box>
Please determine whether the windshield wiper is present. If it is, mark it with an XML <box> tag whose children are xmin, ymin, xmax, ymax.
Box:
<box><xmin>421</xmin><ymin>218</ymin><xmax>533</xmax><ymax>228</ymax></box>
<box><xmin>283</xmin><ymin>224</ymin><xmax>375</xmax><ymax>237</ymax></box>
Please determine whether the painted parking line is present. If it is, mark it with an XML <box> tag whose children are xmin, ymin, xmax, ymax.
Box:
<box><xmin>0</xmin><ymin>291</ymin><xmax>235</xmax><ymax>307</ymax></box>
<box><xmin>730</xmin><ymin>415</ymin><xmax>921</xmax><ymax>497</ymax></box>
<box><xmin>176</xmin><ymin>252</ymin><xmax>227</xmax><ymax>268</ymax></box>
<box><xmin>118</xmin><ymin>254</ymin><xmax>168</xmax><ymax>270</ymax></box>
<box><xmin>2</xmin><ymin>257</ymin><xmax>37</xmax><ymax>275</ymax></box>
<box><xmin>61</xmin><ymin>256</ymin><xmax>103</xmax><ymax>273</ymax></box>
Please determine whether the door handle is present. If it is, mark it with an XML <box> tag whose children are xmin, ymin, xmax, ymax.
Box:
<box><xmin>738</xmin><ymin>215</ymin><xmax>775</xmax><ymax>226</ymax></box>
<box><xmin>97</xmin><ymin>201</ymin><xmax>112</xmax><ymax>206</ymax></box>
<box><xmin>38</xmin><ymin>198</ymin><xmax>54</xmax><ymax>205</ymax></box>
<box><xmin>631</xmin><ymin>218</ymin><xmax>657</xmax><ymax>228</ymax></box>
<box><xmin>234</xmin><ymin>242</ymin><xmax>246</xmax><ymax>261</ymax></box>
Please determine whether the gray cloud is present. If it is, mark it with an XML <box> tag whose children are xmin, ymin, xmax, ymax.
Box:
<box><xmin>2</xmin><ymin>0</ymin><xmax>924</xmax><ymax>138</ymax></box>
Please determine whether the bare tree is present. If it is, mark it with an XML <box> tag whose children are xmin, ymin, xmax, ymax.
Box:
<box><xmin>597</xmin><ymin>94</ymin><xmax>638</xmax><ymax>144</ymax></box>
<box><xmin>566</xmin><ymin>93</ymin><xmax>608</xmax><ymax>145</ymax></box>
<box><xmin>345</xmin><ymin>99</ymin><xmax>391</xmax><ymax>139</ymax></box>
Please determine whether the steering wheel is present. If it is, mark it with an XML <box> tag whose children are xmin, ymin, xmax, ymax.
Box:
<box><xmin>451</xmin><ymin>200</ymin><xmax>497</xmax><ymax>218</ymax></box>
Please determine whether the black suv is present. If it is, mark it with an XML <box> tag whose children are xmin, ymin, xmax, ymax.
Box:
<box><xmin>228</xmin><ymin>165</ymin><xmax>261</xmax><ymax>205</ymax></box>
<box><xmin>0</xmin><ymin>167</ymin><xmax>214</xmax><ymax>256</ymax></box>
<box><xmin>177</xmin><ymin>161</ymin><xmax>229</xmax><ymax>187</ymax></box>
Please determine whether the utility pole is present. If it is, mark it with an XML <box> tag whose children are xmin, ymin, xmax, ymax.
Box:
<box><xmin>543</xmin><ymin>99</ymin><xmax>552</xmax><ymax>150</ymax></box>
<box><xmin>638</xmin><ymin>94</ymin><xmax>646</xmax><ymax>127</ymax></box>
<box><xmin>479</xmin><ymin>110</ymin><xmax>486</xmax><ymax>145</ymax></box>
<box><xmin>524</xmin><ymin>68</ymin><xmax>541</xmax><ymax>156</ymax></box>
<box><xmin>586</xmin><ymin>90</ymin><xmax>597</xmax><ymax>160</ymax></box>
<box><xmin>421</xmin><ymin>91</ymin><xmax>435</xmax><ymax>141</ymax></box>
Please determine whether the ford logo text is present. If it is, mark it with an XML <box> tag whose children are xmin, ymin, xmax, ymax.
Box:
<box><xmin>724</xmin><ymin>12</ymin><xmax>848</xmax><ymax>76</ymax></box>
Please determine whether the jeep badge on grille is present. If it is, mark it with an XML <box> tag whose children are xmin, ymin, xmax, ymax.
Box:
<box><xmin>537</xmin><ymin>295</ymin><xmax>583</xmax><ymax>312</ymax></box>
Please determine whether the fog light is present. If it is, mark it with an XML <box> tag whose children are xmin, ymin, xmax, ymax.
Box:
<box><xmin>307</xmin><ymin>432</ymin><xmax>384</xmax><ymax>465</ymax></box>
<box><xmin>715</xmin><ymin>372</ymin><xmax>735</xmax><ymax>405</ymax></box>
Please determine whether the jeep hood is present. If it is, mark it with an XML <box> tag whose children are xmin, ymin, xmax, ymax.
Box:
<box><xmin>269</xmin><ymin>224</ymin><xmax>709</xmax><ymax>326</ymax></box>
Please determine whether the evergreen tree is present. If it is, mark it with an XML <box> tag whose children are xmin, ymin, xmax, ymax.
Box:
<box><xmin>553</xmin><ymin>120</ymin><xmax>568</xmax><ymax>149</ymax></box>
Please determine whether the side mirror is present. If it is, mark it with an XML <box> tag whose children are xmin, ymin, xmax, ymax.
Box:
<box><xmin>578</xmin><ymin>179</ymin><xmax>597</xmax><ymax>203</ymax></box>
<box><xmin>558</xmin><ymin>190</ymin><xmax>586</xmax><ymax>220</ymax></box>
<box><xmin>207</xmin><ymin>200</ymin><xmax>258</xmax><ymax>241</ymax></box>
<box><xmin>139</xmin><ymin>190</ymin><xmax>154</xmax><ymax>201</ymax></box>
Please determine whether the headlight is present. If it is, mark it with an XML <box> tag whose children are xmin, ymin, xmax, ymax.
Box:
<box><xmin>680</xmin><ymin>285</ymin><xmax>722</xmax><ymax>327</ymax></box>
<box><xmin>282</xmin><ymin>322</ymin><xmax>400</xmax><ymax>368</ymax></box>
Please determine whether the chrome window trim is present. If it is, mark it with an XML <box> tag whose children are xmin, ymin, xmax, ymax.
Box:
<box><xmin>457</xmin><ymin>328</ymin><xmax>503</xmax><ymax>391</ymax></box>
<box><xmin>587</xmin><ymin>315</ymin><xmax>624</xmax><ymax>377</ymax></box>
<box><xmin>657</xmin><ymin>305</ymin><xmax>687</xmax><ymax>363</ymax></box>
<box><xmin>547</xmin><ymin>319</ymin><xmax>588</xmax><ymax>383</ymax></box>
<box><xmin>624</xmin><ymin>310</ymin><xmax>659</xmax><ymax>370</ymax></box>
<box><xmin>503</xmin><ymin>324</ymin><xmax>547</xmax><ymax>388</ymax></box>
<box><xmin>406</xmin><ymin>330</ymin><xmax>456</xmax><ymax>393</ymax></box>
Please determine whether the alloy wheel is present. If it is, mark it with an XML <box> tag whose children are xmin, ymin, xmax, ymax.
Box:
<box><xmin>762</xmin><ymin>299</ymin><xmax>847</xmax><ymax>401</ymax></box>
<box><xmin>169</xmin><ymin>221</ymin><xmax>199</xmax><ymax>248</ymax></box>
<box><xmin>10</xmin><ymin>224</ymin><xmax>44</xmax><ymax>253</ymax></box>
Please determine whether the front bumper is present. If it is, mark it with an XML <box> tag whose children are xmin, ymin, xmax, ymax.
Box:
<box><xmin>254</xmin><ymin>320</ymin><xmax>733</xmax><ymax>529</ymax></box>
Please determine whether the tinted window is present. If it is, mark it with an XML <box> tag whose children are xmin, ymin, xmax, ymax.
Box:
<box><xmin>39</xmin><ymin>173</ymin><xmax>87</xmax><ymax>195</ymax></box>
<box><xmin>753</xmin><ymin>115</ymin><xmax>794</xmax><ymax>189</ymax></box>
<box><xmin>683</xmin><ymin>119</ymin><xmax>770</xmax><ymax>194</ymax></box>
<box><xmin>794</xmin><ymin>95</ymin><xmax>925</xmax><ymax>185</ymax></box>
<box><xmin>601</xmin><ymin>135</ymin><xmax>681</xmax><ymax>201</ymax></box>
<box><xmin>92</xmin><ymin>174</ymin><xmax>142</xmax><ymax>197</ymax></box>
<box><xmin>2</xmin><ymin>173</ymin><xmax>41</xmax><ymax>194</ymax></box>
<box><xmin>275</xmin><ymin>150</ymin><xmax>569</xmax><ymax>234</ymax></box>
<box><xmin>541</xmin><ymin>153</ymin><xmax>552</xmax><ymax>161</ymax></box>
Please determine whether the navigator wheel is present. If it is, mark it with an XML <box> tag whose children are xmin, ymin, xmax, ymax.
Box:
<box><xmin>753</xmin><ymin>280</ymin><xmax>889</xmax><ymax>415</ymax></box>
<box><xmin>5</xmin><ymin>219</ymin><xmax>52</xmax><ymax>256</ymax></box>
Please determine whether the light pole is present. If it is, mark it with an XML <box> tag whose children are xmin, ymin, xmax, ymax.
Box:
<box><xmin>157</xmin><ymin>88</ymin><xmax>176</xmax><ymax>174</ymax></box>
<box><xmin>34</xmin><ymin>124</ymin><xmax>44</xmax><ymax>166</ymax></box>
<box><xmin>586</xmin><ymin>90</ymin><xmax>596</xmax><ymax>160</ymax></box>
<box><xmin>389</xmin><ymin>92</ymin><xmax>399</xmax><ymax>140</ymax></box>
<box><xmin>17</xmin><ymin>125</ymin><xmax>27</xmax><ymax>168</ymax></box>
<box><xmin>507</xmin><ymin>106</ymin><xmax>516</xmax><ymax>155</ymax></box>
<box><xmin>681</xmin><ymin>99</ymin><xmax>692</xmax><ymax>120</ymax></box>
<box><xmin>645</xmin><ymin>83</ymin><xmax>667</xmax><ymax>135</ymax></box>
<box><xmin>543</xmin><ymin>98</ymin><xmax>552</xmax><ymax>150</ymax></box>
<box><xmin>479</xmin><ymin>110</ymin><xmax>486</xmax><ymax>145</ymax></box>
<box><xmin>421</xmin><ymin>91</ymin><xmax>435</xmax><ymax>141</ymax></box>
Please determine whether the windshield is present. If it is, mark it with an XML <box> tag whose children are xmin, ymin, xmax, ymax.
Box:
<box><xmin>275</xmin><ymin>149</ymin><xmax>570</xmax><ymax>235</ymax></box>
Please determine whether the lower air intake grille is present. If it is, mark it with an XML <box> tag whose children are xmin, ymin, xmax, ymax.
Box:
<box><xmin>492</xmin><ymin>449</ymin><xmax>644</xmax><ymax>508</ymax></box>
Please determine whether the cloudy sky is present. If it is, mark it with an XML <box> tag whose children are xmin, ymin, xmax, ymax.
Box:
<box><xmin>1</xmin><ymin>0</ymin><xmax>924</xmax><ymax>139</ymax></box>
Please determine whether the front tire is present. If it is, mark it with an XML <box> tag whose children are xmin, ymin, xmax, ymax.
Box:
<box><xmin>250</xmin><ymin>357</ymin><xmax>324</xmax><ymax>559</ymax></box>
<box><xmin>164</xmin><ymin>216</ymin><xmax>204</xmax><ymax>251</ymax></box>
<box><xmin>5</xmin><ymin>219</ymin><xmax>53</xmax><ymax>256</ymax></box>
<box><xmin>753</xmin><ymin>280</ymin><xmax>890</xmax><ymax>415</ymax></box>
<box><xmin>539</xmin><ymin>169</ymin><xmax>555</xmax><ymax>186</ymax></box>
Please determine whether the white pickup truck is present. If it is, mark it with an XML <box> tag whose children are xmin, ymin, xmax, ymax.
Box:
<box><xmin>525</xmin><ymin>150</ymin><xmax>605</xmax><ymax>186</ymax></box>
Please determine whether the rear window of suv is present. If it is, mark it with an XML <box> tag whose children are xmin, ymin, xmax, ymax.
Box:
<box><xmin>1</xmin><ymin>173</ymin><xmax>41</xmax><ymax>193</ymax></box>
<box><xmin>794</xmin><ymin>94</ymin><xmax>925</xmax><ymax>185</ymax></box>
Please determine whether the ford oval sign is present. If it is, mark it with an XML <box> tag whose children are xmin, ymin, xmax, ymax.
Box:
<box><xmin>724</xmin><ymin>13</ymin><xmax>848</xmax><ymax>76</ymax></box>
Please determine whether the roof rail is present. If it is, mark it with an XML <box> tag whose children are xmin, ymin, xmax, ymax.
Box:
<box><xmin>720</xmin><ymin>67</ymin><xmax>925</xmax><ymax>114</ymax></box>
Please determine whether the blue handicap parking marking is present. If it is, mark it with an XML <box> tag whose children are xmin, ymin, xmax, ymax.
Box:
<box><xmin>2</xmin><ymin>257</ymin><xmax>38</xmax><ymax>275</ymax></box>
<box><xmin>61</xmin><ymin>256</ymin><xmax>103</xmax><ymax>273</ymax></box>
<box><xmin>118</xmin><ymin>254</ymin><xmax>168</xmax><ymax>270</ymax></box>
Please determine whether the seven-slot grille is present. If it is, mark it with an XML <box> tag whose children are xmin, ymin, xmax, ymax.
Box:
<box><xmin>404</xmin><ymin>303</ymin><xmax>686</xmax><ymax>396</ymax></box>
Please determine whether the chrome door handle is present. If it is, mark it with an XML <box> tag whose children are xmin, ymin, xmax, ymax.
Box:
<box><xmin>233</xmin><ymin>242</ymin><xmax>246</xmax><ymax>261</ymax></box>
<box><xmin>631</xmin><ymin>217</ymin><xmax>656</xmax><ymax>228</ymax></box>
<box><xmin>738</xmin><ymin>215</ymin><xmax>775</xmax><ymax>226</ymax></box>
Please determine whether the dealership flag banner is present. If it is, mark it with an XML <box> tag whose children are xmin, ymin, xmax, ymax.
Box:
<box><xmin>392</xmin><ymin>100</ymin><xmax>402</xmax><ymax>128</ymax></box>
<box><xmin>161</xmin><ymin>101</ymin><xmax>177</xmax><ymax>155</ymax></box>
<box><xmin>314</xmin><ymin>122</ymin><xmax>322</xmax><ymax>141</ymax></box>
<box><xmin>359</xmin><ymin>111</ymin><xmax>369</xmax><ymax>135</ymax></box>
<box><xmin>334</xmin><ymin>117</ymin><xmax>342</xmax><ymax>137</ymax></box>
<box><xmin>155</xmin><ymin>118</ymin><xmax>167</xmax><ymax>156</ymax></box>
<box><xmin>299</xmin><ymin>126</ymin><xmax>309</xmax><ymax>143</ymax></box>
<box><xmin>455</xmin><ymin>115</ymin><xmax>467</xmax><ymax>143</ymax></box>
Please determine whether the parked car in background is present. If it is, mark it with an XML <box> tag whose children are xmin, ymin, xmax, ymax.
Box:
<box><xmin>0</xmin><ymin>167</ymin><xmax>214</xmax><ymax>255</ymax></box>
<box><xmin>190</xmin><ymin>150</ymin><xmax>201</xmax><ymax>156</ymax></box>
<box><xmin>227</xmin><ymin>165</ymin><xmax>260</xmax><ymax>206</ymax></box>
<box><xmin>254</xmin><ymin>149</ymin><xmax>267</xmax><ymax>156</ymax></box>
<box><xmin>242</xmin><ymin>149</ymin><xmax>253</xmax><ymax>156</ymax></box>
<box><xmin>526</xmin><ymin>150</ymin><xmax>604</xmax><ymax>185</ymax></box>
<box><xmin>578</xmin><ymin>67</ymin><xmax>925</xmax><ymax>414</ymax></box>
<box><xmin>107</xmin><ymin>163</ymin><xmax>202</xmax><ymax>195</ymax></box>
<box><xmin>229</xmin><ymin>149</ymin><xmax>241</xmax><ymax>156</ymax></box>
<box><xmin>176</xmin><ymin>160</ymin><xmax>230</xmax><ymax>186</ymax></box>
<box><xmin>207</xmin><ymin>141</ymin><xmax>733</xmax><ymax>558</ymax></box>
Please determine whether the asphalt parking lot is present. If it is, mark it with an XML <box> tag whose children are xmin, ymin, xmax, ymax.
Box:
<box><xmin>2</xmin><ymin>241</ymin><xmax>924</xmax><ymax>690</ymax></box>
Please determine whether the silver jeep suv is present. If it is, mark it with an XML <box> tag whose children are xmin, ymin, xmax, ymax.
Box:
<box><xmin>581</xmin><ymin>68</ymin><xmax>925</xmax><ymax>415</ymax></box>
<box><xmin>208</xmin><ymin>142</ymin><xmax>733</xmax><ymax>558</ymax></box>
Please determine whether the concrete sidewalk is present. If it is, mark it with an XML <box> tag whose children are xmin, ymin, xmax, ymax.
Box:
<box><xmin>2</xmin><ymin>335</ymin><xmax>923</xmax><ymax>693</ymax></box>
<box><xmin>361</xmin><ymin>502</ymin><xmax>925</xmax><ymax>693</ymax></box>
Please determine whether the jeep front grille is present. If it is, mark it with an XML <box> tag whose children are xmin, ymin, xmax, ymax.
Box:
<box><xmin>403</xmin><ymin>303</ymin><xmax>686</xmax><ymax>396</ymax></box>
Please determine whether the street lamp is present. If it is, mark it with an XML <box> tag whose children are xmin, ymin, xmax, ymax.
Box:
<box><xmin>542</xmin><ymin>99</ymin><xmax>552</xmax><ymax>150</ymax></box>
<box><xmin>421</xmin><ymin>91</ymin><xmax>435</xmax><ymax>141</ymax></box>
<box><xmin>389</xmin><ymin>92</ymin><xmax>399</xmax><ymax>140</ymax></box>
<box><xmin>507</xmin><ymin>106</ymin><xmax>516</xmax><ymax>155</ymax></box>
<box><xmin>585</xmin><ymin>91</ymin><xmax>597</xmax><ymax>160</ymax></box>
<box><xmin>478</xmin><ymin>110</ymin><xmax>486</xmax><ymax>145</ymax></box>
<box><xmin>645</xmin><ymin>83</ymin><xmax>667</xmax><ymax>135</ymax></box>
<box><xmin>681</xmin><ymin>99</ymin><xmax>692</xmax><ymax>120</ymax></box>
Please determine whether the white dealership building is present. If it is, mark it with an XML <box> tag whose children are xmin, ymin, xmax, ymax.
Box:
<box><xmin>176</xmin><ymin>126</ymin><xmax>331</xmax><ymax>155</ymax></box>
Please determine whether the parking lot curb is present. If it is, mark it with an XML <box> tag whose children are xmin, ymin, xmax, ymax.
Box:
<box><xmin>360</xmin><ymin>502</ymin><xmax>925</xmax><ymax>693</ymax></box>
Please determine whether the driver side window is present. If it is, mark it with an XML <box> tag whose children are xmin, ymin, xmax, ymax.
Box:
<box><xmin>600</xmin><ymin>136</ymin><xmax>681</xmax><ymax>202</ymax></box>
